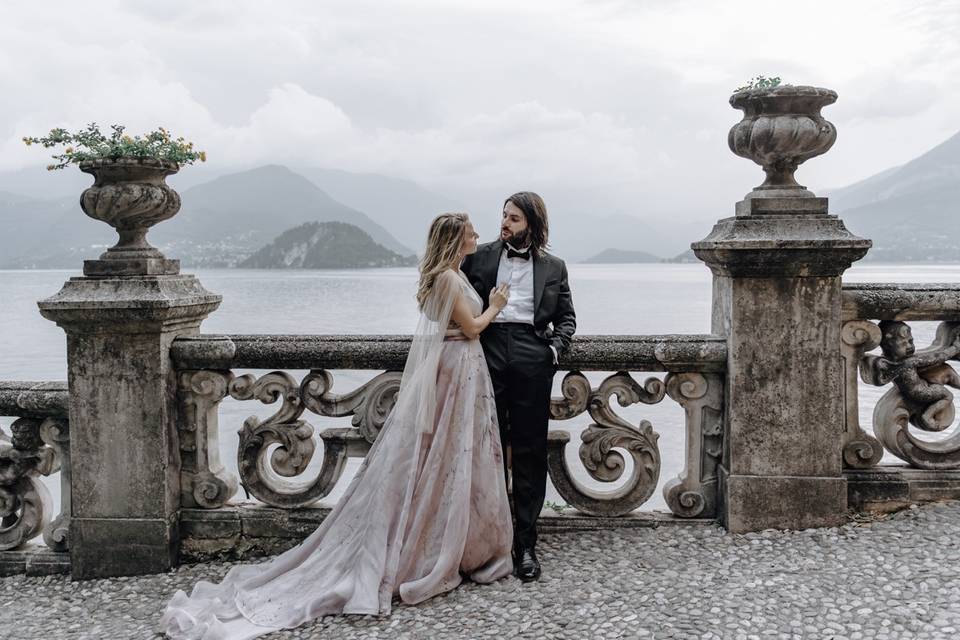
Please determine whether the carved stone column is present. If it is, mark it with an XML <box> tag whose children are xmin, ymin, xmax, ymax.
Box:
<box><xmin>37</xmin><ymin>164</ymin><xmax>220</xmax><ymax>578</ymax></box>
<box><xmin>693</xmin><ymin>85</ymin><xmax>871</xmax><ymax>533</ymax></box>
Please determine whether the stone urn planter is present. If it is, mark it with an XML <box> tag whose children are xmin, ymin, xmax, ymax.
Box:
<box><xmin>78</xmin><ymin>156</ymin><xmax>182</xmax><ymax>275</ymax></box>
<box><xmin>728</xmin><ymin>85</ymin><xmax>837</xmax><ymax>198</ymax></box>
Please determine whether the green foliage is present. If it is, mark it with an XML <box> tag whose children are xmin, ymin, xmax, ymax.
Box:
<box><xmin>22</xmin><ymin>123</ymin><xmax>207</xmax><ymax>170</ymax></box>
<box><xmin>734</xmin><ymin>76</ymin><xmax>782</xmax><ymax>92</ymax></box>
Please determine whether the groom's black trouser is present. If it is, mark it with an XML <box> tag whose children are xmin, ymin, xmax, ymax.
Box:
<box><xmin>481</xmin><ymin>322</ymin><xmax>556</xmax><ymax>550</ymax></box>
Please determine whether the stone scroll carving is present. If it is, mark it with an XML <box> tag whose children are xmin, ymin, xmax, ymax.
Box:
<box><xmin>0</xmin><ymin>417</ymin><xmax>68</xmax><ymax>551</ymax></box>
<box><xmin>231</xmin><ymin>371</ymin><xmax>321</xmax><ymax>509</ymax></box>
<box><xmin>300</xmin><ymin>369</ymin><xmax>402</xmax><ymax>444</ymax></box>
<box><xmin>841</xmin><ymin>320</ymin><xmax>885</xmax><ymax>468</ymax></box>
<box><xmin>178</xmin><ymin>371</ymin><xmax>240</xmax><ymax>508</ymax></box>
<box><xmin>662</xmin><ymin>372</ymin><xmax>723</xmax><ymax>518</ymax></box>
<box><xmin>860</xmin><ymin>321</ymin><xmax>960</xmax><ymax>469</ymax></box>
<box><xmin>179</xmin><ymin>369</ymin><xmax>402</xmax><ymax>509</ymax></box>
<box><xmin>180</xmin><ymin>366</ymin><xmax>723</xmax><ymax>516</ymax></box>
<box><xmin>39</xmin><ymin>418</ymin><xmax>70</xmax><ymax>551</ymax></box>
<box><xmin>546</xmin><ymin>371</ymin><xmax>666</xmax><ymax>517</ymax></box>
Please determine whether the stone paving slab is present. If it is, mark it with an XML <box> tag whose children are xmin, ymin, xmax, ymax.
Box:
<box><xmin>4</xmin><ymin>501</ymin><xmax>960</xmax><ymax>639</ymax></box>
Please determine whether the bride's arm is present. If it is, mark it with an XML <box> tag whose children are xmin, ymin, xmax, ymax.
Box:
<box><xmin>451</xmin><ymin>283</ymin><xmax>510</xmax><ymax>340</ymax></box>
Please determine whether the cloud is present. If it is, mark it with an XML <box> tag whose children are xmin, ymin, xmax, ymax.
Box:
<box><xmin>831</xmin><ymin>72</ymin><xmax>940</xmax><ymax>121</ymax></box>
<box><xmin>2</xmin><ymin>0</ymin><xmax>958</xmax><ymax>218</ymax></box>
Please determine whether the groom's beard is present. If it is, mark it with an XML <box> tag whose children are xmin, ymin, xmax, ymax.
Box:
<box><xmin>502</xmin><ymin>228</ymin><xmax>531</xmax><ymax>249</ymax></box>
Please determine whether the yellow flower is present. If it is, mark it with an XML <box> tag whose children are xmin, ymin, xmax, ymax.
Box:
<box><xmin>22</xmin><ymin>137</ymin><xmax>32</xmax><ymax>146</ymax></box>
<box><xmin>65</xmin><ymin>146</ymin><xmax>74</xmax><ymax>154</ymax></box>
<box><xmin>199</xmin><ymin>151</ymin><xmax>207</xmax><ymax>162</ymax></box>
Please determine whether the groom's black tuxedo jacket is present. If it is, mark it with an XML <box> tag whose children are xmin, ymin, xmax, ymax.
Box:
<box><xmin>461</xmin><ymin>240</ymin><xmax>577</xmax><ymax>356</ymax></box>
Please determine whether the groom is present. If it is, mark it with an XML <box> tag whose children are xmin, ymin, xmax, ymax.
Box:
<box><xmin>461</xmin><ymin>191</ymin><xmax>576</xmax><ymax>582</ymax></box>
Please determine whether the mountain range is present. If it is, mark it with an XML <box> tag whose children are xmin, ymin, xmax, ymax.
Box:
<box><xmin>0</xmin><ymin>165</ymin><xmax>431</xmax><ymax>268</ymax></box>
<box><xmin>826</xmin><ymin>130</ymin><xmax>960</xmax><ymax>262</ymax></box>
<box><xmin>151</xmin><ymin>165</ymin><xmax>413</xmax><ymax>266</ymax></box>
<box><xmin>0</xmin><ymin>129</ymin><xmax>958</xmax><ymax>268</ymax></box>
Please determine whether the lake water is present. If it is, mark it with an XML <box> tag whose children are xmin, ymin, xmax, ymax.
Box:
<box><xmin>2</xmin><ymin>263</ymin><xmax>959</xmax><ymax>516</ymax></box>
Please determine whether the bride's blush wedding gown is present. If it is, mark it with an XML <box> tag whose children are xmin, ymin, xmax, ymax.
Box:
<box><xmin>161</xmin><ymin>271</ymin><xmax>514</xmax><ymax>639</ymax></box>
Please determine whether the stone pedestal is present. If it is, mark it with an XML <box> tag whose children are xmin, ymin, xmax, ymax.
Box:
<box><xmin>693</xmin><ymin>196</ymin><xmax>870</xmax><ymax>532</ymax></box>
<box><xmin>38</xmin><ymin>274</ymin><xmax>220</xmax><ymax>578</ymax></box>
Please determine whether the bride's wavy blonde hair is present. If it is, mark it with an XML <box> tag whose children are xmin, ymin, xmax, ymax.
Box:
<box><xmin>417</xmin><ymin>212</ymin><xmax>469</xmax><ymax>309</ymax></box>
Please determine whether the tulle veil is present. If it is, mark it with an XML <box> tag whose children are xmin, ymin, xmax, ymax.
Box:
<box><xmin>397</xmin><ymin>269</ymin><xmax>461</xmax><ymax>435</ymax></box>
<box><xmin>160</xmin><ymin>269</ymin><xmax>470</xmax><ymax>639</ymax></box>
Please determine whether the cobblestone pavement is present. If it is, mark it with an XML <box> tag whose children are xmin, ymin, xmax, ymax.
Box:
<box><xmin>4</xmin><ymin>501</ymin><xmax>960</xmax><ymax>639</ymax></box>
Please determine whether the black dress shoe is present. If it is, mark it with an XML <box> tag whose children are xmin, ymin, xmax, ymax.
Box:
<box><xmin>516</xmin><ymin>547</ymin><xmax>541</xmax><ymax>582</ymax></box>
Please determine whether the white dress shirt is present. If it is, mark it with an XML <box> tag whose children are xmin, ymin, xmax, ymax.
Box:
<box><xmin>492</xmin><ymin>244</ymin><xmax>535</xmax><ymax>324</ymax></box>
<box><xmin>491</xmin><ymin>244</ymin><xmax>558</xmax><ymax>363</ymax></box>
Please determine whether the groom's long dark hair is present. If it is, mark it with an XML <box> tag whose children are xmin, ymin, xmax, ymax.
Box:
<box><xmin>504</xmin><ymin>191</ymin><xmax>549</xmax><ymax>257</ymax></box>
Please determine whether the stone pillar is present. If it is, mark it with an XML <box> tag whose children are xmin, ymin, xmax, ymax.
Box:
<box><xmin>692</xmin><ymin>85</ymin><xmax>871</xmax><ymax>533</ymax></box>
<box><xmin>37</xmin><ymin>158</ymin><xmax>220</xmax><ymax>578</ymax></box>
<box><xmin>38</xmin><ymin>274</ymin><xmax>219</xmax><ymax>578</ymax></box>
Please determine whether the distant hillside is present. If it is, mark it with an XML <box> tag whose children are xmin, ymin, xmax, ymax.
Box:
<box><xmin>664</xmin><ymin>248</ymin><xmax>699</xmax><ymax>263</ymax></box>
<box><xmin>841</xmin><ymin>184</ymin><xmax>960</xmax><ymax>261</ymax></box>
<box><xmin>153</xmin><ymin>165</ymin><xmax>413</xmax><ymax>265</ymax></box>
<box><xmin>582</xmin><ymin>248</ymin><xmax>662</xmax><ymax>264</ymax></box>
<box><xmin>545</xmin><ymin>212</ymin><xmax>679</xmax><ymax>263</ymax></box>
<box><xmin>301</xmin><ymin>167</ymin><xmax>464</xmax><ymax>252</ymax></box>
<box><xmin>240</xmin><ymin>221</ymin><xmax>417</xmax><ymax>269</ymax></box>
<box><xmin>0</xmin><ymin>193</ymin><xmax>100</xmax><ymax>269</ymax></box>
<box><xmin>828</xmin><ymin>130</ymin><xmax>960</xmax><ymax>261</ymax></box>
<box><xmin>829</xmin><ymin>131</ymin><xmax>960</xmax><ymax>212</ymax></box>
<box><xmin>0</xmin><ymin>165</ymin><xmax>416</xmax><ymax>268</ymax></box>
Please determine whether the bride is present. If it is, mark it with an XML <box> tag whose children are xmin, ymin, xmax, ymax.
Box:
<box><xmin>162</xmin><ymin>213</ymin><xmax>514</xmax><ymax>639</ymax></box>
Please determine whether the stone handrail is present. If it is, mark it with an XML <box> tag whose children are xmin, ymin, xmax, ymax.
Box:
<box><xmin>840</xmin><ymin>283</ymin><xmax>960</xmax><ymax>470</ymax></box>
<box><xmin>171</xmin><ymin>333</ymin><xmax>728</xmax><ymax>371</ymax></box>
<box><xmin>0</xmin><ymin>381</ymin><xmax>70</xmax><ymax>553</ymax></box>
<box><xmin>171</xmin><ymin>333</ymin><xmax>726</xmax><ymax>519</ymax></box>
<box><xmin>0</xmin><ymin>381</ymin><xmax>69</xmax><ymax>417</ymax></box>
<box><xmin>842</xmin><ymin>283</ymin><xmax>960</xmax><ymax>321</ymax></box>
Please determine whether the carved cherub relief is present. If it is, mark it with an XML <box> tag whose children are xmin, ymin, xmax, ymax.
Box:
<box><xmin>863</xmin><ymin>321</ymin><xmax>960</xmax><ymax>432</ymax></box>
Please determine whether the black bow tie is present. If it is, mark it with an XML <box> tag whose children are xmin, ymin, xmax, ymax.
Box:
<box><xmin>506</xmin><ymin>246</ymin><xmax>531</xmax><ymax>260</ymax></box>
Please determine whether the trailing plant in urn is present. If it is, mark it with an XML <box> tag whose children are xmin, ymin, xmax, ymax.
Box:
<box><xmin>23</xmin><ymin>124</ymin><xmax>207</xmax><ymax>276</ymax></box>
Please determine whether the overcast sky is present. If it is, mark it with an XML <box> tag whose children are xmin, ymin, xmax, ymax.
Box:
<box><xmin>2</xmin><ymin>0</ymin><xmax>958</xmax><ymax>226</ymax></box>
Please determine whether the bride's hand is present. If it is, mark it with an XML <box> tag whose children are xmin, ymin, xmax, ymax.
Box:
<box><xmin>489</xmin><ymin>283</ymin><xmax>510</xmax><ymax>311</ymax></box>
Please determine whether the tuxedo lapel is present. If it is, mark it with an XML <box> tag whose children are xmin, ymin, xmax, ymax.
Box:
<box><xmin>485</xmin><ymin>240</ymin><xmax>503</xmax><ymax>290</ymax></box>
<box><xmin>533</xmin><ymin>251</ymin><xmax>545</xmax><ymax>314</ymax></box>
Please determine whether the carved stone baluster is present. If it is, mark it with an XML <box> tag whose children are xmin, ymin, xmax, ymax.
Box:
<box><xmin>301</xmin><ymin>369</ymin><xmax>402</xmax><ymax>443</ymax></box>
<box><xmin>39</xmin><ymin>417</ymin><xmax>70</xmax><ymax>551</ymax></box>
<box><xmin>233</xmin><ymin>371</ymin><xmax>319</xmax><ymax>508</ymax></box>
<box><xmin>0</xmin><ymin>418</ymin><xmax>54</xmax><ymax>550</ymax></box>
<box><xmin>865</xmin><ymin>321</ymin><xmax>960</xmax><ymax>469</ymax></box>
<box><xmin>663</xmin><ymin>372</ymin><xmax>723</xmax><ymax>518</ymax></box>
<box><xmin>840</xmin><ymin>320</ymin><xmax>884</xmax><ymax>468</ymax></box>
<box><xmin>179</xmin><ymin>370</ymin><xmax>239</xmax><ymax>508</ymax></box>
<box><xmin>224</xmin><ymin>369</ymin><xmax>410</xmax><ymax>509</ymax></box>
<box><xmin>547</xmin><ymin>371</ymin><xmax>665</xmax><ymax>516</ymax></box>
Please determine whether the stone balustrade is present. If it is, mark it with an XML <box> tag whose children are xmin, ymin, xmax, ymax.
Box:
<box><xmin>171</xmin><ymin>334</ymin><xmax>726</xmax><ymax>521</ymax></box>
<box><xmin>839</xmin><ymin>285</ymin><xmax>960</xmax><ymax>509</ymax></box>
<box><xmin>0</xmin><ymin>382</ymin><xmax>71</xmax><ymax>573</ymax></box>
<box><xmin>5</xmin><ymin>84</ymin><xmax>960</xmax><ymax>580</ymax></box>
